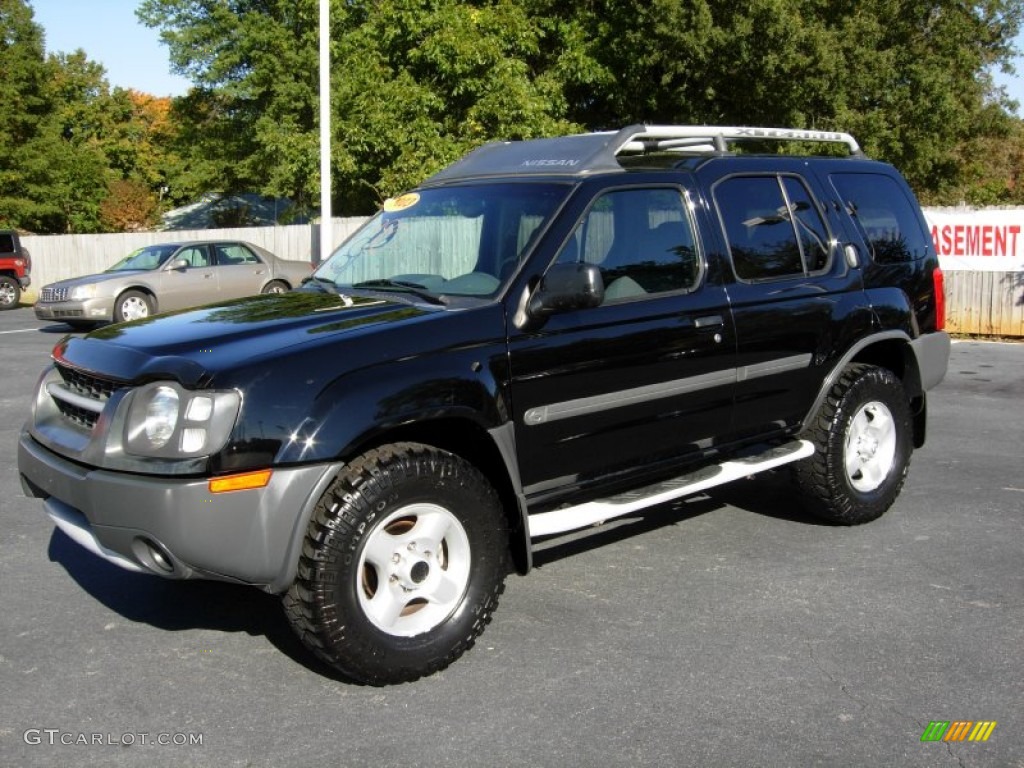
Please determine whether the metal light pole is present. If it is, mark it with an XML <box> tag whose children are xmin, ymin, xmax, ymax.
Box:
<box><xmin>318</xmin><ymin>0</ymin><xmax>332</xmax><ymax>265</ymax></box>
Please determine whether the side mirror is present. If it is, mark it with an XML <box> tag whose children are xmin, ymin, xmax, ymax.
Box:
<box><xmin>528</xmin><ymin>262</ymin><xmax>604</xmax><ymax>318</ymax></box>
<box><xmin>171</xmin><ymin>258</ymin><xmax>190</xmax><ymax>270</ymax></box>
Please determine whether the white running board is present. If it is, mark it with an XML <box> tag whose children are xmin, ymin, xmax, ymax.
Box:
<box><xmin>527</xmin><ymin>439</ymin><xmax>815</xmax><ymax>538</ymax></box>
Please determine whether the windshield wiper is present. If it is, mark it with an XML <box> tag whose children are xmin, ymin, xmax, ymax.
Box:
<box><xmin>351</xmin><ymin>279</ymin><xmax>448</xmax><ymax>306</ymax></box>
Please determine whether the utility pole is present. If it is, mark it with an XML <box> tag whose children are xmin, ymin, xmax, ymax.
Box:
<box><xmin>318</xmin><ymin>0</ymin><xmax>332</xmax><ymax>265</ymax></box>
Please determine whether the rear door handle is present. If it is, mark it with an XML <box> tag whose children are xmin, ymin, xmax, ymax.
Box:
<box><xmin>695</xmin><ymin>314</ymin><xmax>724</xmax><ymax>329</ymax></box>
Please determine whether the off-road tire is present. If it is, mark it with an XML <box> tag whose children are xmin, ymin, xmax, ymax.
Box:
<box><xmin>795</xmin><ymin>364</ymin><xmax>913</xmax><ymax>525</ymax></box>
<box><xmin>0</xmin><ymin>276</ymin><xmax>20</xmax><ymax>309</ymax></box>
<box><xmin>284</xmin><ymin>442</ymin><xmax>509</xmax><ymax>685</ymax></box>
<box><xmin>113</xmin><ymin>290</ymin><xmax>153</xmax><ymax>323</ymax></box>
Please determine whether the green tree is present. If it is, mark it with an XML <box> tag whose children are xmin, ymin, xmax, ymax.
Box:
<box><xmin>328</xmin><ymin>0</ymin><xmax>579</xmax><ymax>211</ymax></box>
<box><xmin>0</xmin><ymin>0</ymin><xmax>61</xmax><ymax>229</ymax></box>
<box><xmin>139</xmin><ymin>0</ymin><xmax>321</xmax><ymax>212</ymax></box>
<box><xmin>139</xmin><ymin>0</ymin><xmax>1024</xmax><ymax>211</ymax></box>
<box><xmin>139</xmin><ymin>0</ymin><xmax>581</xmax><ymax>214</ymax></box>
<box><xmin>542</xmin><ymin>0</ymin><xmax>1023</xmax><ymax>201</ymax></box>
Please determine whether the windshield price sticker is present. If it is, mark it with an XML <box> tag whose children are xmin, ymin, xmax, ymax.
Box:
<box><xmin>383</xmin><ymin>193</ymin><xmax>420</xmax><ymax>213</ymax></box>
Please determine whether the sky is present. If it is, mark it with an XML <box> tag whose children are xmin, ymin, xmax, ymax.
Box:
<box><xmin>26</xmin><ymin>1</ymin><xmax>1024</xmax><ymax>112</ymax></box>
<box><xmin>31</xmin><ymin>0</ymin><xmax>191</xmax><ymax>97</ymax></box>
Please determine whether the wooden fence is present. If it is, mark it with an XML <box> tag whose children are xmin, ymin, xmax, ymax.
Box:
<box><xmin>21</xmin><ymin>219</ymin><xmax>368</xmax><ymax>293</ymax></box>
<box><xmin>16</xmin><ymin>217</ymin><xmax>1024</xmax><ymax>338</ymax></box>
<box><xmin>945</xmin><ymin>270</ymin><xmax>1024</xmax><ymax>337</ymax></box>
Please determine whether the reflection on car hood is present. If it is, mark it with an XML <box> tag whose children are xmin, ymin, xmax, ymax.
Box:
<box><xmin>55</xmin><ymin>292</ymin><xmax>432</xmax><ymax>387</ymax></box>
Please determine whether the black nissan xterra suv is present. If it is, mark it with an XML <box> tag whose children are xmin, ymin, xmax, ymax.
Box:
<box><xmin>19</xmin><ymin>126</ymin><xmax>950</xmax><ymax>684</ymax></box>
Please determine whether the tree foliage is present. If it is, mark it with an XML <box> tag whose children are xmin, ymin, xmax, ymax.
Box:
<box><xmin>137</xmin><ymin>0</ymin><xmax>1024</xmax><ymax>213</ymax></box>
<box><xmin>0</xmin><ymin>0</ymin><xmax>189</xmax><ymax>232</ymax></box>
<box><xmin>3</xmin><ymin>0</ymin><xmax>1024</xmax><ymax>232</ymax></box>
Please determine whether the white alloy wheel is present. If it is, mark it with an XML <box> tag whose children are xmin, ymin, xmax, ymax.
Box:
<box><xmin>844</xmin><ymin>400</ymin><xmax>897</xmax><ymax>492</ymax></box>
<box><xmin>357</xmin><ymin>503</ymin><xmax>472</xmax><ymax>637</ymax></box>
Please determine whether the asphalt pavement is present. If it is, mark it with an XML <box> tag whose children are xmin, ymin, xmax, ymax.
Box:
<box><xmin>1</xmin><ymin>305</ymin><xmax>1021</xmax><ymax>767</ymax></box>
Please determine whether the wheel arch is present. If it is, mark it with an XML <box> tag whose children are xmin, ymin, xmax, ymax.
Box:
<box><xmin>350</xmin><ymin>418</ymin><xmax>531</xmax><ymax>575</ymax></box>
<box><xmin>116</xmin><ymin>285</ymin><xmax>159</xmax><ymax>313</ymax></box>
<box><xmin>804</xmin><ymin>331</ymin><xmax>927</xmax><ymax>447</ymax></box>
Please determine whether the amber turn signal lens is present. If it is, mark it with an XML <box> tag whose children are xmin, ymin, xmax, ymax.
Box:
<box><xmin>208</xmin><ymin>469</ymin><xmax>272</xmax><ymax>493</ymax></box>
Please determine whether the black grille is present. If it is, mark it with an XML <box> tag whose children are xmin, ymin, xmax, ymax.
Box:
<box><xmin>57</xmin><ymin>364</ymin><xmax>119</xmax><ymax>401</ymax></box>
<box><xmin>56</xmin><ymin>400</ymin><xmax>99</xmax><ymax>430</ymax></box>
<box><xmin>53</xmin><ymin>364</ymin><xmax>123</xmax><ymax>430</ymax></box>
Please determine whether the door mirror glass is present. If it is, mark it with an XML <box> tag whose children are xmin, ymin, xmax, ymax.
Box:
<box><xmin>528</xmin><ymin>262</ymin><xmax>604</xmax><ymax>318</ymax></box>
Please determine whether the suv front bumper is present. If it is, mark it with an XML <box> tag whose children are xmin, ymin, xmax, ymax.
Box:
<box><xmin>18</xmin><ymin>430</ymin><xmax>340</xmax><ymax>593</ymax></box>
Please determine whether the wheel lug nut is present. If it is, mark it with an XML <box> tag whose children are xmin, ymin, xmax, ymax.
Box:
<box><xmin>407</xmin><ymin>542</ymin><xmax>416</xmax><ymax>551</ymax></box>
<box><xmin>391</xmin><ymin>553</ymin><xmax>400</xmax><ymax>564</ymax></box>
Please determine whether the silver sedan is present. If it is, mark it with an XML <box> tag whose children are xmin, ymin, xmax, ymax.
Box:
<box><xmin>34</xmin><ymin>240</ymin><xmax>312</xmax><ymax>327</ymax></box>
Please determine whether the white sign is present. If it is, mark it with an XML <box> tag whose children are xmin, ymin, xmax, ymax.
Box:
<box><xmin>923</xmin><ymin>207</ymin><xmax>1024</xmax><ymax>271</ymax></box>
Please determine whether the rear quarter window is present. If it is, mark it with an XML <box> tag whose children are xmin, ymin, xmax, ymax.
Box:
<box><xmin>713</xmin><ymin>174</ymin><xmax>831</xmax><ymax>281</ymax></box>
<box><xmin>829</xmin><ymin>173</ymin><xmax>929</xmax><ymax>263</ymax></box>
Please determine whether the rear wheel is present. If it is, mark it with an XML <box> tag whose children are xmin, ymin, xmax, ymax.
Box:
<box><xmin>0</xmin><ymin>276</ymin><xmax>20</xmax><ymax>309</ymax></box>
<box><xmin>113</xmin><ymin>290</ymin><xmax>153</xmax><ymax>323</ymax></box>
<box><xmin>795</xmin><ymin>364</ymin><xmax>913</xmax><ymax>524</ymax></box>
<box><xmin>284</xmin><ymin>442</ymin><xmax>509</xmax><ymax>685</ymax></box>
<box><xmin>261</xmin><ymin>280</ymin><xmax>289</xmax><ymax>294</ymax></box>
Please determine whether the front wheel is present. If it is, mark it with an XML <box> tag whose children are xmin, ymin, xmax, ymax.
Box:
<box><xmin>0</xmin><ymin>276</ymin><xmax>20</xmax><ymax>309</ymax></box>
<box><xmin>284</xmin><ymin>443</ymin><xmax>509</xmax><ymax>685</ymax></box>
<box><xmin>113</xmin><ymin>290</ymin><xmax>153</xmax><ymax>323</ymax></box>
<box><xmin>795</xmin><ymin>364</ymin><xmax>913</xmax><ymax>525</ymax></box>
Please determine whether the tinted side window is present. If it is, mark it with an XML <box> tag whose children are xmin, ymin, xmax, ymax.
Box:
<box><xmin>0</xmin><ymin>234</ymin><xmax>14</xmax><ymax>253</ymax></box>
<box><xmin>714</xmin><ymin>175</ymin><xmax>831</xmax><ymax>280</ymax></box>
<box><xmin>557</xmin><ymin>187</ymin><xmax>701</xmax><ymax>302</ymax></box>
<box><xmin>829</xmin><ymin>173</ymin><xmax>928</xmax><ymax>263</ymax></box>
<box><xmin>782</xmin><ymin>177</ymin><xmax>830</xmax><ymax>272</ymax></box>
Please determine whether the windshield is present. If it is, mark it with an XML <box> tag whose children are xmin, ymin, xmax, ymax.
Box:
<box><xmin>107</xmin><ymin>245</ymin><xmax>180</xmax><ymax>272</ymax></box>
<box><xmin>311</xmin><ymin>183</ymin><xmax>568</xmax><ymax>299</ymax></box>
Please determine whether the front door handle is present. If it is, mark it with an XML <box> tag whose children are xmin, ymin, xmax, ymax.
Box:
<box><xmin>695</xmin><ymin>314</ymin><xmax>724</xmax><ymax>329</ymax></box>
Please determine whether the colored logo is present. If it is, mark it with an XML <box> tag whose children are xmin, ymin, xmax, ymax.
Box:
<box><xmin>921</xmin><ymin>721</ymin><xmax>997</xmax><ymax>742</ymax></box>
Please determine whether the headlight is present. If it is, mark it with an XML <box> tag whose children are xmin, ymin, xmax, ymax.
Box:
<box><xmin>69</xmin><ymin>284</ymin><xmax>97</xmax><ymax>300</ymax></box>
<box><xmin>123</xmin><ymin>382</ymin><xmax>240</xmax><ymax>458</ymax></box>
<box><xmin>144</xmin><ymin>386</ymin><xmax>179</xmax><ymax>447</ymax></box>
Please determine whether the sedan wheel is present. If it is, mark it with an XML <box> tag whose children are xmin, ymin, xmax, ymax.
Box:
<box><xmin>114</xmin><ymin>290</ymin><xmax>153</xmax><ymax>323</ymax></box>
<box><xmin>261</xmin><ymin>280</ymin><xmax>289</xmax><ymax>294</ymax></box>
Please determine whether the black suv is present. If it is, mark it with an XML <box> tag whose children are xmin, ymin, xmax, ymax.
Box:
<box><xmin>18</xmin><ymin>125</ymin><xmax>949</xmax><ymax>684</ymax></box>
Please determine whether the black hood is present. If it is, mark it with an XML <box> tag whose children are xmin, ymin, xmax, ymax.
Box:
<box><xmin>54</xmin><ymin>292</ymin><xmax>433</xmax><ymax>387</ymax></box>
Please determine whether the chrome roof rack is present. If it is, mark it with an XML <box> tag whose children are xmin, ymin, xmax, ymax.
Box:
<box><xmin>614</xmin><ymin>125</ymin><xmax>862</xmax><ymax>155</ymax></box>
<box><xmin>424</xmin><ymin>124</ymin><xmax>864</xmax><ymax>185</ymax></box>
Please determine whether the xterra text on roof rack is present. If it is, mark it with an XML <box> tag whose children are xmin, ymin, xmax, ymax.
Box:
<box><xmin>19</xmin><ymin>125</ymin><xmax>950</xmax><ymax>685</ymax></box>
